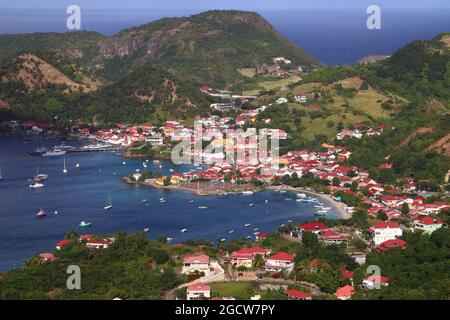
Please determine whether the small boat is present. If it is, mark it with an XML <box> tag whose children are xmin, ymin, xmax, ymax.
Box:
<box><xmin>42</xmin><ymin>149</ymin><xmax>66</xmax><ymax>157</ymax></box>
<box><xmin>29</xmin><ymin>182</ymin><xmax>44</xmax><ymax>189</ymax></box>
<box><xmin>122</xmin><ymin>161</ymin><xmax>126</xmax><ymax>165</ymax></box>
<box><xmin>246</xmin><ymin>236</ymin><xmax>252</xmax><ymax>239</ymax></box>
<box><xmin>141</xmin><ymin>199</ymin><xmax>147</xmax><ymax>203</ymax></box>
<box><xmin>166</xmin><ymin>237</ymin><xmax>173</xmax><ymax>241</ymax></box>
<box><xmin>242</xmin><ymin>191</ymin><xmax>254</xmax><ymax>195</ymax></box>
<box><xmin>189</xmin><ymin>200</ymin><xmax>195</xmax><ymax>203</ymax></box>
<box><xmin>315</xmin><ymin>210</ymin><xmax>327</xmax><ymax>216</ymax></box>
<box><xmin>159</xmin><ymin>198</ymin><xmax>165</xmax><ymax>201</ymax></box>
<box><xmin>288</xmin><ymin>219</ymin><xmax>292</xmax><ymax>223</ymax></box>
<box><xmin>229</xmin><ymin>230</ymin><xmax>234</xmax><ymax>234</ymax></box>
<box><xmin>54</xmin><ymin>210</ymin><xmax>59</xmax><ymax>215</ymax></box>
<box><xmin>104</xmin><ymin>196</ymin><xmax>112</xmax><ymax>210</ymax></box>
<box><xmin>153</xmin><ymin>160</ymin><xmax>160</xmax><ymax>164</ymax></box>
<box><xmin>244</xmin><ymin>223</ymin><xmax>251</xmax><ymax>227</ymax></box>
<box><xmin>169</xmin><ymin>169</ymin><xmax>174</xmax><ymax>172</ymax></box>
<box><xmin>159</xmin><ymin>165</ymin><xmax>163</xmax><ymax>168</ymax></box>
<box><xmin>322</xmin><ymin>207</ymin><xmax>332</xmax><ymax>210</ymax></box>
<box><xmin>79</xmin><ymin>221</ymin><xmax>92</xmax><ymax>227</ymax></box>
<box><xmin>219</xmin><ymin>238</ymin><xmax>226</xmax><ymax>242</ymax></box>
<box><xmin>34</xmin><ymin>167</ymin><xmax>48</xmax><ymax>182</ymax></box>
<box><xmin>297</xmin><ymin>193</ymin><xmax>307</xmax><ymax>198</ymax></box>
<box><xmin>249</xmin><ymin>203</ymin><xmax>255</xmax><ymax>207</ymax></box>
<box><xmin>180</xmin><ymin>228</ymin><xmax>188</xmax><ymax>233</ymax></box>
<box><xmin>143</xmin><ymin>228</ymin><xmax>150</xmax><ymax>233</ymax></box>
<box><xmin>160</xmin><ymin>199</ymin><xmax>166</xmax><ymax>203</ymax></box>
<box><xmin>265</xmin><ymin>200</ymin><xmax>269</xmax><ymax>203</ymax></box>
<box><xmin>36</xmin><ymin>209</ymin><xmax>46</xmax><ymax>218</ymax></box>
<box><xmin>253</xmin><ymin>228</ymin><xmax>259</xmax><ymax>231</ymax></box>
<box><xmin>75</xmin><ymin>163</ymin><xmax>80</xmax><ymax>168</ymax></box>
<box><xmin>198</xmin><ymin>206</ymin><xmax>208</xmax><ymax>209</ymax></box>
<box><xmin>284</xmin><ymin>198</ymin><xmax>292</xmax><ymax>201</ymax></box>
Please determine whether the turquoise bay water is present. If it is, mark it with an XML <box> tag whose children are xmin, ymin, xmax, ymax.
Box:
<box><xmin>0</xmin><ymin>135</ymin><xmax>336</xmax><ymax>271</ymax></box>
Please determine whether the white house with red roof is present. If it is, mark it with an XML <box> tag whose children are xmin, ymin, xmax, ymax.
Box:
<box><xmin>318</xmin><ymin>229</ymin><xmax>348</xmax><ymax>246</ymax></box>
<box><xmin>182</xmin><ymin>254</ymin><xmax>211</xmax><ymax>274</ymax></box>
<box><xmin>265</xmin><ymin>252</ymin><xmax>295</xmax><ymax>273</ymax></box>
<box><xmin>55</xmin><ymin>239</ymin><xmax>73</xmax><ymax>250</ymax></box>
<box><xmin>292</xmin><ymin>222</ymin><xmax>329</xmax><ymax>238</ymax></box>
<box><xmin>368</xmin><ymin>222</ymin><xmax>403</xmax><ymax>245</ymax></box>
<box><xmin>86</xmin><ymin>239</ymin><xmax>113</xmax><ymax>250</ymax></box>
<box><xmin>186</xmin><ymin>282</ymin><xmax>211</xmax><ymax>300</ymax></box>
<box><xmin>362</xmin><ymin>275</ymin><xmax>389</xmax><ymax>290</ymax></box>
<box><xmin>413</xmin><ymin>217</ymin><xmax>445</xmax><ymax>234</ymax></box>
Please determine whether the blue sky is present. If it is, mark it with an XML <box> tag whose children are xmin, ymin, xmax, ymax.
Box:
<box><xmin>1</xmin><ymin>0</ymin><xmax>450</xmax><ymax>10</ymax></box>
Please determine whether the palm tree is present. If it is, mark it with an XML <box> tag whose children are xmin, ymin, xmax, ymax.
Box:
<box><xmin>252</xmin><ymin>254</ymin><xmax>265</xmax><ymax>270</ymax></box>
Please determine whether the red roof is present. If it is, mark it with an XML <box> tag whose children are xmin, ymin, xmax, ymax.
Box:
<box><xmin>268</xmin><ymin>252</ymin><xmax>295</xmax><ymax>262</ymax></box>
<box><xmin>298</xmin><ymin>222</ymin><xmax>328</xmax><ymax>232</ymax></box>
<box><xmin>79</xmin><ymin>234</ymin><xmax>94</xmax><ymax>241</ymax></box>
<box><xmin>415</xmin><ymin>216</ymin><xmax>443</xmax><ymax>225</ymax></box>
<box><xmin>377</xmin><ymin>239</ymin><xmax>408</xmax><ymax>252</ymax></box>
<box><xmin>187</xmin><ymin>282</ymin><xmax>210</xmax><ymax>292</ymax></box>
<box><xmin>340</xmin><ymin>268</ymin><xmax>354</xmax><ymax>279</ymax></box>
<box><xmin>334</xmin><ymin>285</ymin><xmax>355</xmax><ymax>298</ymax></box>
<box><xmin>369</xmin><ymin>222</ymin><xmax>399</xmax><ymax>231</ymax></box>
<box><xmin>56</xmin><ymin>239</ymin><xmax>72</xmax><ymax>247</ymax></box>
<box><xmin>363</xmin><ymin>275</ymin><xmax>389</xmax><ymax>284</ymax></box>
<box><xmin>39</xmin><ymin>253</ymin><xmax>56</xmax><ymax>262</ymax></box>
<box><xmin>231</xmin><ymin>246</ymin><xmax>265</xmax><ymax>259</ymax></box>
<box><xmin>284</xmin><ymin>289</ymin><xmax>311</xmax><ymax>299</ymax></box>
<box><xmin>183</xmin><ymin>254</ymin><xmax>210</xmax><ymax>264</ymax></box>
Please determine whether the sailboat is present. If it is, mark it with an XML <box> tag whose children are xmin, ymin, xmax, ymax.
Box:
<box><xmin>63</xmin><ymin>155</ymin><xmax>68</xmax><ymax>174</ymax></box>
<box><xmin>34</xmin><ymin>167</ymin><xmax>48</xmax><ymax>182</ymax></box>
<box><xmin>104</xmin><ymin>196</ymin><xmax>112</xmax><ymax>210</ymax></box>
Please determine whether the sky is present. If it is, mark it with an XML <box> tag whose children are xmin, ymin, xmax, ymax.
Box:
<box><xmin>1</xmin><ymin>0</ymin><xmax>450</xmax><ymax>11</ymax></box>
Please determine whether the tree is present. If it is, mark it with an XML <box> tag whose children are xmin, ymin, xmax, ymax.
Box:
<box><xmin>253</xmin><ymin>254</ymin><xmax>265</xmax><ymax>270</ymax></box>
<box><xmin>401</xmin><ymin>203</ymin><xmax>410</xmax><ymax>215</ymax></box>
<box><xmin>377</xmin><ymin>210</ymin><xmax>388</xmax><ymax>221</ymax></box>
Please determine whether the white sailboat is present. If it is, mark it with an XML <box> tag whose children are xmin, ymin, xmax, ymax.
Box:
<box><xmin>34</xmin><ymin>167</ymin><xmax>48</xmax><ymax>182</ymax></box>
<box><xmin>63</xmin><ymin>155</ymin><xmax>68</xmax><ymax>174</ymax></box>
<box><xmin>104</xmin><ymin>196</ymin><xmax>112</xmax><ymax>210</ymax></box>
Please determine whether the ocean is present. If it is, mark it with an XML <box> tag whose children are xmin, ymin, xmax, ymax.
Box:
<box><xmin>0</xmin><ymin>135</ymin><xmax>334</xmax><ymax>271</ymax></box>
<box><xmin>0</xmin><ymin>8</ymin><xmax>449</xmax><ymax>65</ymax></box>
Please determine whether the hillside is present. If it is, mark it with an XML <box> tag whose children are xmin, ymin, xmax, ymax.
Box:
<box><xmin>0</xmin><ymin>11</ymin><xmax>322</xmax><ymax>88</ymax></box>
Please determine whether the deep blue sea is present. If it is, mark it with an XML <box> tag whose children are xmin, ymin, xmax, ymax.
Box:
<box><xmin>0</xmin><ymin>135</ymin><xmax>333</xmax><ymax>271</ymax></box>
<box><xmin>0</xmin><ymin>8</ymin><xmax>449</xmax><ymax>65</ymax></box>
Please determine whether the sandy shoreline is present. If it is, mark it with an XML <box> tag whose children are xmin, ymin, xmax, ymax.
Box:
<box><xmin>267</xmin><ymin>185</ymin><xmax>352</xmax><ymax>220</ymax></box>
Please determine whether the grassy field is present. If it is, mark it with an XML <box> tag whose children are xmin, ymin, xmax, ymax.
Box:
<box><xmin>210</xmin><ymin>281</ymin><xmax>257</xmax><ymax>299</ymax></box>
<box><xmin>243</xmin><ymin>76</ymin><xmax>301</xmax><ymax>96</ymax></box>
<box><xmin>237</xmin><ymin>68</ymin><xmax>256</xmax><ymax>78</ymax></box>
<box><xmin>351</xmin><ymin>89</ymin><xmax>392</xmax><ymax>119</ymax></box>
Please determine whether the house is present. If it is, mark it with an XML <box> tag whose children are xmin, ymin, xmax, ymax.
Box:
<box><xmin>39</xmin><ymin>253</ymin><xmax>56</xmax><ymax>262</ymax></box>
<box><xmin>362</xmin><ymin>275</ymin><xmax>389</xmax><ymax>290</ymax></box>
<box><xmin>210</xmin><ymin>102</ymin><xmax>235</xmax><ymax>112</ymax></box>
<box><xmin>294</xmin><ymin>93</ymin><xmax>307</xmax><ymax>103</ymax></box>
<box><xmin>86</xmin><ymin>239</ymin><xmax>112</xmax><ymax>250</ymax></box>
<box><xmin>284</xmin><ymin>289</ymin><xmax>312</xmax><ymax>300</ymax></box>
<box><xmin>340</xmin><ymin>268</ymin><xmax>354</xmax><ymax>280</ymax></box>
<box><xmin>375</xmin><ymin>239</ymin><xmax>408</xmax><ymax>253</ymax></box>
<box><xmin>414</xmin><ymin>217</ymin><xmax>444</xmax><ymax>234</ymax></box>
<box><xmin>275</xmin><ymin>97</ymin><xmax>288</xmax><ymax>105</ymax></box>
<box><xmin>292</xmin><ymin>222</ymin><xmax>329</xmax><ymax>238</ymax></box>
<box><xmin>334</xmin><ymin>285</ymin><xmax>355</xmax><ymax>300</ymax></box>
<box><xmin>265</xmin><ymin>252</ymin><xmax>295</xmax><ymax>273</ymax></box>
<box><xmin>368</xmin><ymin>222</ymin><xmax>403</xmax><ymax>245</ymax></box>
<box><xmin>55</xmin><ymin>239</ymin><xmax>73</xmax><ymax>250</ymax></box>
<box><xmin>186</xmin><ymin>282</ymin><xmax>211</xmax><ymax>300</ymax></box>
<box><xmin>230</xmin><ymin>246</ymin><xmax>266</xmax><ymax>268</ymax></box>
<box><xmin>255</xmin><ymin>233</ymin><xmax>270</xmax><ymax>241</ymax></box>
<box><xmin>182</xmin><ymin>254</ymin><xmax>211</xmax><ymax>274</ymax></box>
<box><xmin>318</xmin><ymin>229</ymin><xmax>348</xmax><ymax>246</ymax></box>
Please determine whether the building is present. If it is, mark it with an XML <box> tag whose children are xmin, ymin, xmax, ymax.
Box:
<box><xmin>368</xmin><ymin>222</ymin><xmax>403</xmax><ymax>245</ymax></box>
<box><xmin>291</xmin><ymin>222</ymin><xmax>329</xmax><ymax>238</ymax></box>
<box><xmin>39</xmin><ymin>253</ymin><xmax>56</xmax><ymax>262</ymax></box>
<box><xmin>334</xmin><ymin>285</ymin><xmax>355</xmax><ymax>300</ymax></box>
<box><xmin>85</xmin><ymin>239</ymin><xmax>112</xmax><ymax>250</ymax></box>
<box><xmin>375</xmin><ymin>239</ymin><xmax>408</xmax><ymax>253</ymax></box>
<box><xmin>275</xmin><ymin>97</ymin><xmax>288</xmax><ymax>105</ymax></box>
<box><xmin>413</xmin><ymin>216</ymin><xmax>444</xmax><ymax>234</ymax></box>
<box><xmin>182</xmin><ymin>254</ymin><xmax>210</xmax><ymax>274</ymax></box>
<box><xmin>284</xmin><ymin>289</ymin><xmax>312</xmax><ymax>300</ymax></box>
<box><xmin>210</xmin><ymin>102</ymin><xmax>235</xmax><ymax>112</ymax></box>
<box><xmin>55</xmin><ymin>239</ymin><xmax>73</xmax><ymax>250</ymax></box>
<box><xmin>186</xmin><ymin>282</ymin><xmax>211</xmax><ymax>300</ymax></box>
<box><xmin>265</xmin><ymin>252</ymin><xmax>295</xmax><ymax>273</ymax></box>
<box><xmin>318</xmin><ymin>230</ymin><xmax>348</xmax><ymax>246</ymax></box>
<box><xmin>362</xmin><ymin>275</ymin><xmax>389</xmax><ymax>290</ymax></box>
<box><xmin>230</xmin><ymin>246</ymin><xmax>266</xmax><ymax>268</ymax></box>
